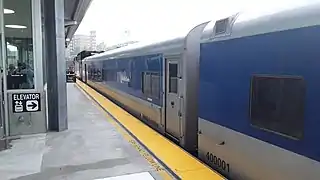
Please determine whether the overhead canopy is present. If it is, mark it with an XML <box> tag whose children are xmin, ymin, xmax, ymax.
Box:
<box><xmin>64</xmin><ymin>0</ymin><xmax>92</xmax><ymax>47</ymax></box>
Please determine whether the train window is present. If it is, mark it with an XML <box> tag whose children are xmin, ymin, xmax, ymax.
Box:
<box><xmin>105</xmin><ymin>70</ymin><xmax>116</xmax><ymax>81</ymax></box>
<box><xmin>88</xmin><ymin>66</ymin><xmax>92</xmax><ymax>80</ymax></box>
<box><xmin>105</xmin><ymin>70</ymin><xmax>110</xmax><ymax>81</ymax></box>
<box><xmin>151</xmin><ymin>73</ymin><xmax>160</xmax><ymax>99</ymax></box>
<box><xmin>215</xmin><ymin>18</ymin><xmax>228</xmax><ymax>35</ymax></box>
<box><xmin>142</xmin><ymin>71</ymin><xmax>160</xmax><ymax>99</ymax></box>
<box><xmin>144</xmin><ymin>73</ymin><xmax>152</xmax><ymax>95</ymax></box>
<box><xmin>142</xmin><ymin>72</ymin><xmax>149</xmax><ymax>95</ymax></box>
<box><xmin>141</xmin><ymin>72</ymin><xmax>145</xmax><ymax>92</ymax></box>
<box><xmin>102</xmin><ymin>69</ymin><xmax>106</xmax><ymax>81</ymax></box>
<box><xmin>169</xmin><ymin>63</ymin><xmax>178</xmax><ymax>93</ymax></box>
<box><xmin>250</xmin><ymin>75</ymin><xmax>305</xmax><ymax>139</ymax></box>
<box><xmin>97</xmin><ymin>69</ymin><xmax>102</xmax><ymax>81</ymax></box>
<box><xmin>93</xmin><ymin>68</ymin><xmax>97</xmax><ymax>80</ymax></box>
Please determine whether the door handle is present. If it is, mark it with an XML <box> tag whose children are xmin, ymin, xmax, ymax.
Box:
<box><xmin>217</xmin><ymin>141</ymin><xmax>225</xmax><ymax>146</ymax></box>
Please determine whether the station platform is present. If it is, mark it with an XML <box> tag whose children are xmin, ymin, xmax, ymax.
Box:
<box><xmin>0</xmin><ymin>81</ymin><xmax>226</xmax><ymax>180</ymax></box>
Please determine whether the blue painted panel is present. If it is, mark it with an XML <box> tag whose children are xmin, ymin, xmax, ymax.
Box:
<box><xmin>198</xmin><ymin>25</ymin><xmax>320</xmax><ymax>161</ymax></box>
<box><xmin>88</xmin><ymin>54</ymin><xmax>163</xmax><ymax>106</ymax></box>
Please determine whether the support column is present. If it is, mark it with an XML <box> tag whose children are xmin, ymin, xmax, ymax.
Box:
<box><xmin>43</xmin><ymin>0</ymin><xmax>68</xmax><ymax>131</ymax></box>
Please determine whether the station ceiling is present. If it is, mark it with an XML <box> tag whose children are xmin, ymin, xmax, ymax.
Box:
<box><xmin>65</xmin><ymin>0</ymin><xmax>93</xmax><ymax>47</ymax></box>
<box><xmin>3</xmin><ymin>0</ymin><xmax>92</xmax><ymax>46</ymax></box>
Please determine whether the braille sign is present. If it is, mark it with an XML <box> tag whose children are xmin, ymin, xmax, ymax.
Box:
<box><xmin>12</xmin><ymin>93</ymin><xmax>41</xmax><ymax>113</ymax></box>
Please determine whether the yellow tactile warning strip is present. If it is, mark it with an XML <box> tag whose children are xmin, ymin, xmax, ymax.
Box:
<box><xmin>76</xmin><ymin>80</ymin><xmax>226</xmax><ymax>180</ymax></box>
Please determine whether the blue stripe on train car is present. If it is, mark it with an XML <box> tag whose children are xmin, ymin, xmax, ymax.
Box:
<box><xmin>88</xmin><ymin>53</ymin><xmax>163</xmax><ymax>106</ymax></box>
<box><xmin>198</xmin><ymin>25</ymin><xmax>320</xmax><ymax>161</ymax></box>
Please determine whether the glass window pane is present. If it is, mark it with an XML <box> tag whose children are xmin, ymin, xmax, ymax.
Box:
<box><xmin>169</xmin><ymin>78</ymin><xmax>178</xmax><ymax>93</ymax></box>
<box><xmin>169</xmin><ymin>63</ymin><xmax>178</xmax><ymax>93</ymax></box>
<box><xmin>141</xmin><ymin>72</ymin><xmax>144</xmax><ymax>92</ymax></box>
<box><xmin>250</xmin><ymin>75</ymin><xmax>305</xmax><ymax>139</ymax></box>
<box><xmin>215</xmin><ymin>18</ymin><xmax>228</xmax><ymax>34</ymax></box>
<box><xmin>144</xmin><ymin>73</ymin><xmax>151</xmax><ymax>96</ymax></box>
<box><xmin>169</xmin><ymin>63</ymin><xmax>178</xmax><ymax>78</ymax></box>
<box><xmin>151</xmin><ymin>73</ymin><xmax>160</xmax><ymax>99</ymax></box>
<box><xmin>4</xmin><ymin>0</ymin><xmax>34</xmax><ymax>89</ymax></box>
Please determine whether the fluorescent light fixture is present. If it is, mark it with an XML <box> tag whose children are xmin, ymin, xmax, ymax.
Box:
<box><xmin>66</xmin><ymin>38</ymin><xmax>70</xmax><ymax>41</ymax></box>
<box><xmin>5</xmin><ymin>25</ymin><xmax>27</xmax><ymax>29</ymax></box>
<box><xmin>4</xmin><ymin>8</ymin><xmax>14</xmax><ymax>14</ymax></box>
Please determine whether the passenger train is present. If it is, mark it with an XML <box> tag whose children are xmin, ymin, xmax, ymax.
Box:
<box><xmin>75</xmin><ymin>3</ymin><xmax>320</xmax><ymax>180</ymax></box>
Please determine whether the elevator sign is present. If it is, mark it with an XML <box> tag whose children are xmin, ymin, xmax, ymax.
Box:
<box><xmin>12</xmin><ymin>93</ymin><xmax>41</xmax><ymax>113</ymax></box>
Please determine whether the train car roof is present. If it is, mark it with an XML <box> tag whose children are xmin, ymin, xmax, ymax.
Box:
<box><xmin>84</xmin><ymin>35</ymin><xmax>186</xmax><ymax>62</ymax></box>
<box><xmin>202</xmin><ymin>2</ymin><xmax>320</xmax><ymax>43</ymax></box>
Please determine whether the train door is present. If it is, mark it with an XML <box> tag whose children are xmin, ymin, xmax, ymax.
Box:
<box><xmin>165</xmin><ymin>57</ymin><xmax>181</xmax><ymax>140</ymax></box>
<box><xmin>84</xmin><ymin>64</ymin><xmax>87</xmax><ymax>83</ymax></box>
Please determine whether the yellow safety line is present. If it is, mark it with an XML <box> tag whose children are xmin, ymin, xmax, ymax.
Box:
<box><xmin>76</xmin><ymin>80</ymin><xmax>226</xmax><ymax>180</ymax></box>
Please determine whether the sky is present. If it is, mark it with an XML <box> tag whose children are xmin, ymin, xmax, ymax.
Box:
<box><xmin>76</xmin><ymin>0</ymin><xmax>320</xmax><ymax>46</ymax></box>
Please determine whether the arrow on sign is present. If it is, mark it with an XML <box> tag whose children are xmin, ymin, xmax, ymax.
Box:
<box><xmin>27</xmin><ymin>101</ymin><xmax>37</xmax><ymax>109</ymax></box>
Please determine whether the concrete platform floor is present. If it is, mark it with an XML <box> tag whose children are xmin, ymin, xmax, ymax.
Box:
<box><xmin>0</xmin><ymin>83</ymin><xmax>171</xmax><ymax>180</ymax></box>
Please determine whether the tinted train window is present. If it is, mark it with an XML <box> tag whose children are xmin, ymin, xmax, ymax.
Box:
<box><xmin>169</xmin><ymin>63</ymin><xmax>178</xmax><ymax>93</ymax></box>
<box><xmin>88</xmin><ymin>66</ymin><xmax>92</xmax><ymax>80</ymax></box>
<box><xmin>151</xmin><ymin>73</ymin><xmax>160</xmax><ymax>98</ymax></box>
<box><xmin>142</xmin><ymin>72</ymin><xmax>160</xmax><ymax>99</ymax></box>
<box><xmin>215</xmin><ymin>18</ymin><xmax>228</xmax><ymax>35</ymax></box>
<box><xmin>96</xmin><ymin>69</ymin><xmax>102</xmax><ymax>81</ymax></box>
<box><xmin>250</xmin><ymin>75</ymin><xmax>305</xmax><ymax>139</ymax></box>
<box><xmin>144</xmin><ymin>73</ymin><xmax>152</xmax><ymax>96</ymax></box>
<box><xmin>102</xmin><ymin>69</ymin><xmax>106</xmax><ymax>81</ymax></box>
<box><xmin>104</xmin><ymin>70</ymin><xmax>116</xmax><ymax>81</ymax></box>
